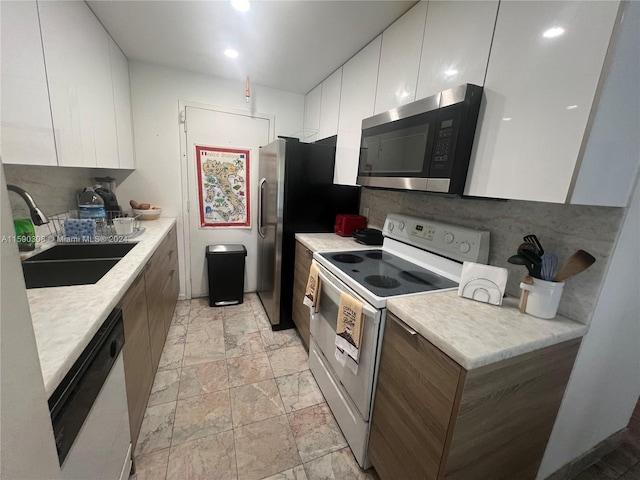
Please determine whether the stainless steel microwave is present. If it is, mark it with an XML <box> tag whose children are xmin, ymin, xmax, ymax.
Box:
<box><xmin>357</xmin><ymin>84</ymin><xmax>483</xmax><ymax>195</ymax></box>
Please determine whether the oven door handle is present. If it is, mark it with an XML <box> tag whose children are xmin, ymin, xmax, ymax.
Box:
<box><xmin>316</xmin><ymin>267</ymin><xmax>378</xmax><ymax>318</ymax></box>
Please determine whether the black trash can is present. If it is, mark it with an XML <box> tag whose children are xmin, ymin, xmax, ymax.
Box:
<box><xmin>206</xmin><ymin>244</ymin><xmax>247</xmax><ymax>307</ymax></box>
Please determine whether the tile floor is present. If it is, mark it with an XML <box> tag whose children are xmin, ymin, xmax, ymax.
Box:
<box><xmin>131</xmin><ymin>294</ymin><xmax>377</xmax><ymax>480</ymax></box>
<box><xmin>573</xmin><ymin>399</ymin><xmax>640</xmax><ymax>480</ymax></box>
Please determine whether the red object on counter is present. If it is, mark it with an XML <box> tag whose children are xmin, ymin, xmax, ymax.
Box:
<box><xmin>334</xmin><ymin>214</ymin><xmax>367</xmax><ymax>237</ymax></box>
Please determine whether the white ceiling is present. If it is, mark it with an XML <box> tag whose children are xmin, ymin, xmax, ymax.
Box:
<box><xmin>87</xmin><ymin>0</ymin><xmax>416</xmax><ymax>95</ymax></box>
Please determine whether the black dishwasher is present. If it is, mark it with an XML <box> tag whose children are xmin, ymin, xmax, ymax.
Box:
<box><xmin>48</xmin><ymin>308</ymin><xmax>125</xmax><ymax>465</ymax></box>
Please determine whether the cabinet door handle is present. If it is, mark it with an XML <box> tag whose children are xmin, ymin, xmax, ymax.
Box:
<box><xmin>390</xmin><ymin>315</ymin><xmax>417</xmax><ymax>336</ymax></box>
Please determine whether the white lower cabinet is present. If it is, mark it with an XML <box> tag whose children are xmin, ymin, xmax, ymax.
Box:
<box><xmin>465</xmin><ymin>0</ymin><xmax>621</xmax><ymax>203</ymax></box>
<box><xmin>0</xmin><ymin>0</ymin><xmax>57</xmax><ymax>166</ymax></box>
<box><xmin>334</xmin><ymin>36</ymin><xmax>382</xmax><ymax>185</ymax></box>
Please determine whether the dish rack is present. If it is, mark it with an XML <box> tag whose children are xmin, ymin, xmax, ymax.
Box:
<box><xmin>47</xmin><ymin>210</ymin><xmax>145</xmax><ymax>243</ymax></box>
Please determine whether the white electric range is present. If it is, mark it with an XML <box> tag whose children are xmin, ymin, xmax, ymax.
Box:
<box><xmin>309</xmin><ymin>213</ymin><xmax>490</xmax><ymax>468</ymax></box>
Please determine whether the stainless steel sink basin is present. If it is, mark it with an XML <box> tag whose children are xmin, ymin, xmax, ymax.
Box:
<box><xmin>22</xmin><ymin>243</ymin><xmax>136</xmax><ymax>288</ymax></box>
<box><xmin>25</xmin><ymin>243</ymin><xmax>136</xmax><ymax>261</ymax></box>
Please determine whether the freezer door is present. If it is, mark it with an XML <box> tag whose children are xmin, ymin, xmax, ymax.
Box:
<box><xmin>257</xmin><ymin>139</ymin><xmax>284</xmax><ymax>326</ymax></box>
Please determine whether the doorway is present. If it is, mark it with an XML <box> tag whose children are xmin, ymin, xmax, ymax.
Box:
<box><xmin>181</xmin><ymin>103</ymin><xmax>273</xmax><ymax>298</ymax></box>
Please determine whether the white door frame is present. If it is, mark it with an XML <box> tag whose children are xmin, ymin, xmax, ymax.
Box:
<box><xmin>178</xmin><ymin>100</ymin><xmax>275</xmax><ymax>299</ymax></box>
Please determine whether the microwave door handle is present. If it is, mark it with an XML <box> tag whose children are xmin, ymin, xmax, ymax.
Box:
<box><xmin>258</xmin><ymin>178</ymin><xmax>266</xmax><ymax>238</ymax></box>
<box><xmin>316</xmin><ymin>267</ymin><xmax>378</xmax><ymax>318</ymax></box>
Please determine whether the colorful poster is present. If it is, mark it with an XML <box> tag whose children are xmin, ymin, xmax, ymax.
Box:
<box><xmin>196</xmin><ymin>145</ymin><xmax>250</xmax><ymax>227</ymax></box>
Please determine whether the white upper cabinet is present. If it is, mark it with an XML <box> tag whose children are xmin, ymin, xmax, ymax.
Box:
<box><xmin>109</xmin><ymin>38</ymin><xmax>135</xmax><ymax>169</ymax></box>
<box><xmin>415</xmin><ymin>1</ymin><xmax>498</xmax><ymax>100</ymax></box>
<box><xmin>335</xmin><ymin>36</ymin><xmax>382</xmax><ymax>185</ymax></box>
<box><xmin>318</xmin><ymin>68</ymin><xmax>343</xmax><ymax>141</ymax></box>
<box><xmin>39</xmin><ymin>0</ymin><xmax>119</xmax><ymax>168</ymax></box>
<box><xmin>0</xmin><ymin>1</ymin><xmax>57</xmax><ymax>166</ymax></box>
<box><xmin>569</xmin><ymin>1</ymin><xmax>640</xmax><ymax>207</ymax></box>
<box><xmin>374</xmin><ymin>1</ymin><xmax>427</xmax><ymax>115</ymax></box>
<box><xmin>465</xmin><ymin>1</ymin><xmax>621</xmax><ymax>203</ymax></box>
<box><xmin>304</xmin><ymin>85</ymin><xmax>321</xmax><ymax>143</ymax></box>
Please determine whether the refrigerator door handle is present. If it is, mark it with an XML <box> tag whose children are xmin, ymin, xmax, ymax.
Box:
<box><xmin>258</xmin><ymin>178</ymin><xmax>266</xmax><ymax>238</ymax></box>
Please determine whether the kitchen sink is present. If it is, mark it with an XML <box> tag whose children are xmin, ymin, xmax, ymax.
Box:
<box><xmin>25</xmin><ymin>243</ymin><xmax>136</xmax><ymax>261</ymax></box>
<box><xmin>22</xmin><ymin>259</ymin><xmax>122</xmax><ymax>289</ymax></box>
<box><xmin>21</xmin><ymin>243</ymin><xmax>136</xmax><ymax>288</ymax></box>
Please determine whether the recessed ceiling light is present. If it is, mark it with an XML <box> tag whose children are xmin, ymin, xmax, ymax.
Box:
<box><xmin>231</xmin><ymin>0</ymin><xmax>250</xmax><ymax>12</ymax></box>
<box><xmin>566</xmin><ymin>105</ymin><xmax>578</xmax><ymax>110</ymax></box>
<box><xmin>224</xmin><ymin>48</ymin><xmax>239</xmax><ymax>59</ymax></box>
<box><xmin>503</xmin><ymin>117</ymin><xmax>512</xmax><ymax>121</ymax></box>
<box><xmin>543</xmin><ymin>27</ymin><xmax>565</xmax><ymax>38</ymax></box>
<box><xmin>445</xmin><ymin>69</ymin><xmax>458</xmax><ymax>77</ymax></box>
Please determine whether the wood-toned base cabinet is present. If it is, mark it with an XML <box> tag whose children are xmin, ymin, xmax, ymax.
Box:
<box><xmin>119</xmin><ymin>225</ymin><xmax>179</xmax><ymax>453</ymax></box>
<box><xmin>368</xmin><ymin>312</ymin><xmax>581</xmax><ymax>480</ymax></box>
<box><xmin>292</xmin><ymin>240</ymin><xmax>314</xmax><ymax>348</ymax></box>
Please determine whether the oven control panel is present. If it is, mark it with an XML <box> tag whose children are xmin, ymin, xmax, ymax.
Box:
<box><xmin>383</xmin><ymin>213</ymin><xmax>490</xmax><ymax>264</ymax></box>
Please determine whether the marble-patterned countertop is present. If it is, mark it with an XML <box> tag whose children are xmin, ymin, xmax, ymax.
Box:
<box><xmin>387</xmin><ymin>291</ymin><xmax>588</xmax><ymax>370</ymax></box>
<box><xmin>27</xmin><ymin>218</ymin><xmax>177</xmax><ymax>397</ymax></box>
<box><xmin>295</xmin><ymin>233</ymin><xmax>376</xmax><ymax>252</ymax></box>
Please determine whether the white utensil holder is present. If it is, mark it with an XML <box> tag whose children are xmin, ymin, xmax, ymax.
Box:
<box><xmin>519</xmin><ymin>278</ymin><xmax>565</xmax><ymax>319</ymax></box>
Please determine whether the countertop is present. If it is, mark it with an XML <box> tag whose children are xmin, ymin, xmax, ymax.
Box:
<box><xmin>387</xmin><ymin>291</ymin><xmax>588</xmax><ymax>370</ymax></box>
<box><xmin>27</xmin><ymin>218</ymin><xmax>177</xmax><ymax>397</ymax></box>
<box><xmin>295</xmin><ymin>233</ymin><xmax>378</xmax><ymax>252</ymax></box>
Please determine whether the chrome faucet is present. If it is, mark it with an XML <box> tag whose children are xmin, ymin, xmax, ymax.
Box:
<box><xmin>7</xmin><ymin>184</ymin><xmax>49</xmax><ymax>225</ymax></box>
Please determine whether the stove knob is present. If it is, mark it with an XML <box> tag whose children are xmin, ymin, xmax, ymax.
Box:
<box><xmin>460</xmin><ymin>241</ymin><xmax>471</xmax><ymax>254</ymax></box>
<box><xmin>444</xmin><ymin>232</ymin><xmax>454</xmax><ymax>244</ymax></box>
<box><xmin>398</xmin><ymin>222</ymin><xmax>405</xmax><ymax>231</ymax></box>
<box><xmin>388</xmin><ymin>222</ymin><xmax>395</xmax><ymax>232</ymax></box>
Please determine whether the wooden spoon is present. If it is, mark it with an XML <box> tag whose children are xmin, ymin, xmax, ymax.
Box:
<box><xmin>553</xmin><ymin>250</ymin><xmax>596</xmax><ymax>282</ymax></box>
<box><xmin>520</xmin><ymin>275</ymin><xmax>534</xmax><ymax>313</ymax></box>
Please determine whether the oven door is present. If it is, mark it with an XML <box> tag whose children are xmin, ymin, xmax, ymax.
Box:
<box><xmin>311</xmin><ymin>266</ymin><xmax>382</xmax><ymax>421</ymax></box>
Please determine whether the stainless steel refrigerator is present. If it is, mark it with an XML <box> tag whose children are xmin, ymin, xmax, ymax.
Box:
<box><xmin>257</xmin><ymin>137</ymin><xmax>360</xmax><ymax>330</ymax></box>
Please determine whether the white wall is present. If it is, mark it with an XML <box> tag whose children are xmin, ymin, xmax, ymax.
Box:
<box><xmin>537</xmin><ymin>173</ymin><xmax>640</xmax><ymax>478</ymax></box>
<box><xmin>0</xmin><ymin>165</ymin><xmax>62</xmax><ymax>480</ymax></box>
<box><xmin>115</xmin><ymin>61</ymin><xmax>304</xmax><ymax>297</ymax></box>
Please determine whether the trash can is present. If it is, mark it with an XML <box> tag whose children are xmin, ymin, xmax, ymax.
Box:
<box><xmin>206</xmin><ymin>244</ymin><xmax>247</xmax><ymax>307</ymax></box>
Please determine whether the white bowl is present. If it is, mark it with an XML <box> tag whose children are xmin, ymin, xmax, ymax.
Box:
<box><xmin>133</xmin><ymin>208</ymin><xmax>162</xmax><ymax>220</ymax></box>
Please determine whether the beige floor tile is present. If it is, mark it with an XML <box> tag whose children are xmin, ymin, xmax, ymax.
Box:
<box><xmin>137</xmin><ymin>402</ymin><xmax>176</xmax><ymax>455</ymax></box>
<box><xmin>174</xmin><ymin>300</ymin><xmax>190</xmax><ymax>317</ymax></box>
<box><xmin>303</xmin><ymin>448</ymin><xmax>375</xmax><ymax>480</ymax></box>
<box><xmin>234</xmin><ymin>415</ymin><xmax>301</xmax><ymax>480</ymax></box>
<box><xmin>276</xmin><ymin>371</ymin><xmax>324</xmax><ymax>413</ymax></box>
<box><xmin>182</xmin><ymin>337</ymin><xmax>225</xmax><ymax>367</ymax></box>
<box><xmin>230</xmin><ymin>379</ymin><xmax>285</xmax><ymax>427</ymax></box>
<box><xmin>225</xmin><ymin>331</ymin><xmax>265</xmax><ymax>359</ymax></box>
<box><xmin>158</xmin><ymin>343</ymin><xmax>184</xmax><ymax>371</ymax></box>
<box><xmin>267</xmin><ymin>345</ymin><xmax>309</xmax><ymax>378</ymax></box>
<box><xmin>227</xmin><ymin>352</ymin><xmax>274</xmax><ymax>387</ymax></box>
<box><xmin>148</xmin><ymin>369</ymin><xmax>180</xmax><ymax>407</ymax></box>
<box><xmin>263</xmin><ymin>465</ymin><xmax>307</xmax><ymax>480</ymax></box>
<box><xmin>186</xmin><ymin>321</ymin><xmax>225</xmax><ymax>343</ymax></box>
<box><xmin>171</xmin><ymin>390</ymin><xmax>233</xmax><ymax>446</ymax></box>
<box><xmin>178</xmin><ymin>360</ymin><xmax>228</xmax><ymax>399</ymax></box>
<box><xmin>189</xmin><ymin>300</ymin><xmax>224</xmax><ymax>322</ymax></box>
<box><xmin>260</xmin><ymin>329</ymin><xmax>302</xmax><ymax>351</ymax></box>
<box><xmin>224</xmin><ymin>315</ymin><xmax>259</xmax><ymax>336</ymax></box>
<box><xmin>254</xmin><ymin>311</ymin><xmax>272</xmax><ymax>331</ymax></box>
<box><xmin>225</xmin><ymin>302</ymin><xmax>254</xmax><ymax>318</ymax></box>
<box><xmin>288</xmin><ymin>403</ymin><xmax>347</xmax><ymax>463</ymax></box>
<box><xmin>166</xmin><ymin>324</ymin><xmax>187</xmax><ymax>343</ymax></box>
<box><xmin>166</xmin><ymin>430</ymin><xmax>237</xmax><ymax>480</ymax></box>
<box><xmin>132</xmin><ymin>448</ymin><xmax>170</xmax><ymax>480</ymax></box>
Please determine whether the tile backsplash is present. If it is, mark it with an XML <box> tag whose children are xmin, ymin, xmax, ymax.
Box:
<box><xmin>360</xmin><ymin>188</ymin><xmax>626</xmax><ymax>324</ymax></box>
<box><xmin>3</xmin><ymin>164</ymin><xmax>96</xmax><ymax>220</ymax></box>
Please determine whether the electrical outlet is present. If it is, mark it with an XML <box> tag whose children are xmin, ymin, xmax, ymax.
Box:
<box><xmin>363</xmin><ymin>207</ymin><xmax>370</xmax><ymax>219</ymax></box>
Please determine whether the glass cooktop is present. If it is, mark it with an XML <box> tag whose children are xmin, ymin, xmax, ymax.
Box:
<box><xmin>318</xmin><ymin>249</ymin><xmax>458</xmax><ymax>298</ymax></box>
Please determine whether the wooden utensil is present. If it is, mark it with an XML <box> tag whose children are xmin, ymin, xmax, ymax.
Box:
<box><xmin>553</xmin><ymin>250</ymin><xmax>596</xmax><ymax>282</ymax></box>
<box><xmin>520</xmin><ymin>275</ymin><xmax>534</xmax><ymax>313</ymax></box>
